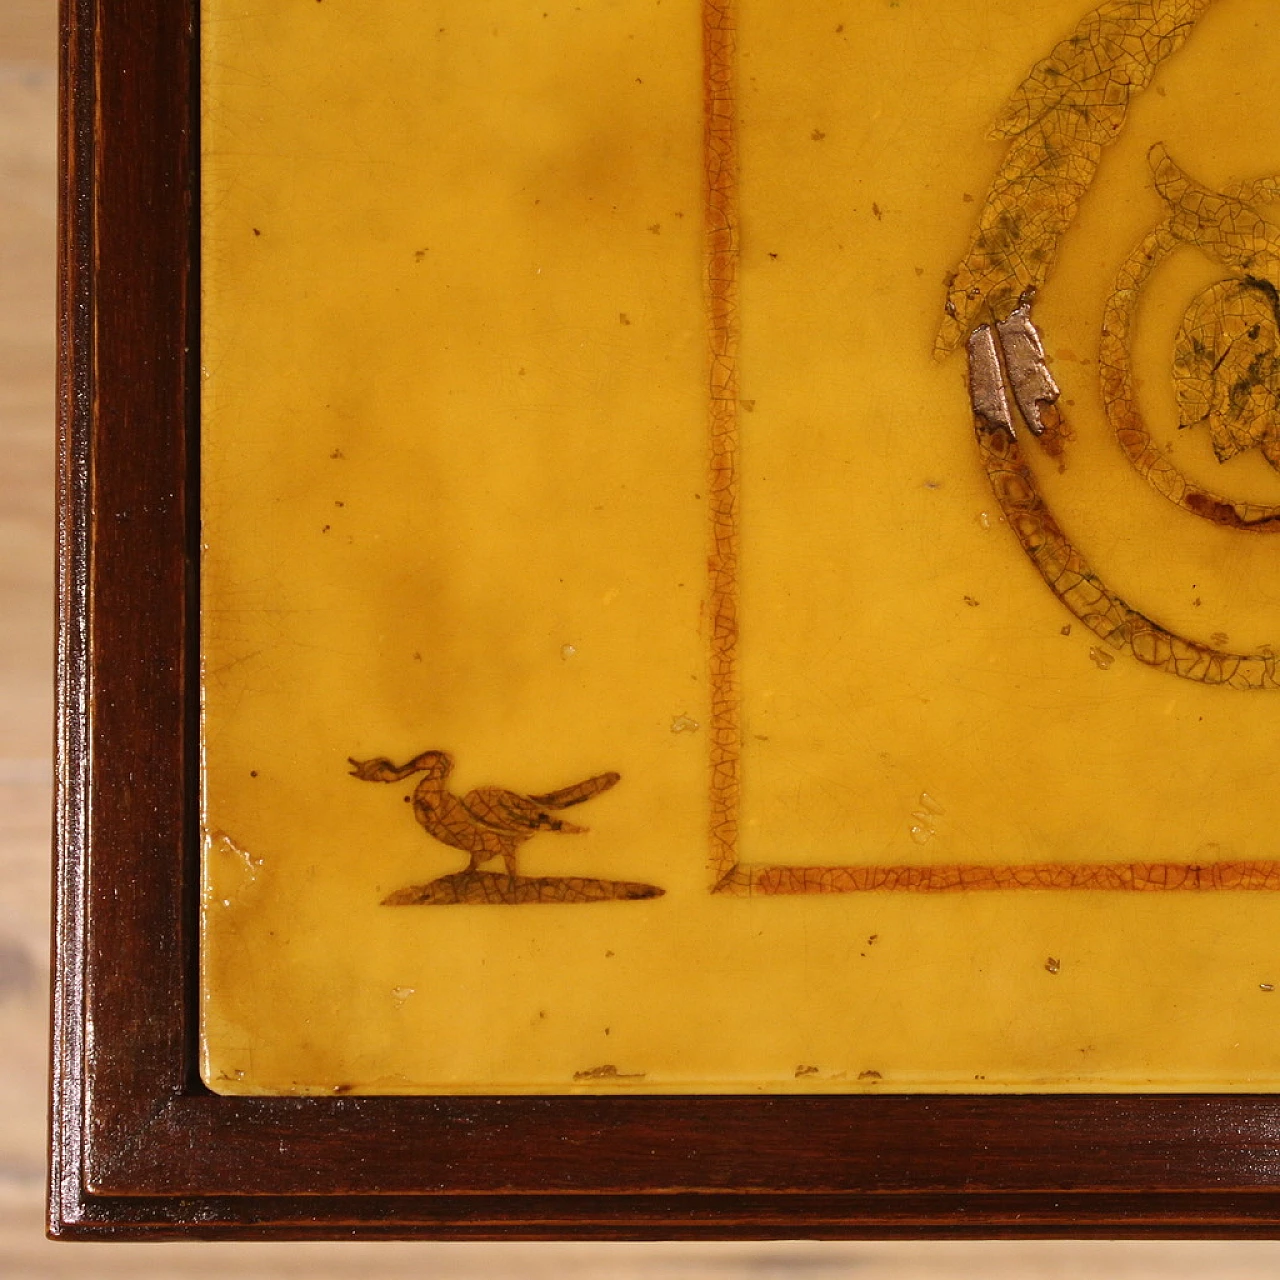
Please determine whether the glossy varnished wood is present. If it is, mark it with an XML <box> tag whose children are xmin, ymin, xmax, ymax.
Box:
<box><xmin>51</xmin><ymin>0</ymin><xmax>1280</xmax><ymax>1239</ymax></box>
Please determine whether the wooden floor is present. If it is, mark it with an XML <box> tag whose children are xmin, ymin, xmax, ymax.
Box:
<box><xmin>3</xmin><ymin>0</ymin><xmax>1279</xmax><ymax>1271</ymax></box>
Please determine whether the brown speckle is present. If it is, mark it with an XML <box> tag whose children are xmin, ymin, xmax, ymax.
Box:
<box><xmin>1211</xmin><ymin>632</ymin><xmax>1230</xmax><ymax>648</ymax></box>
<box><xmin>329</xmin><ymin>448</ymin><xmax>344</xmax><ymax>460</ymax></box>
<box><xmin>739</xmin><ymin>399</ymin><xmax>756</xmax><ymax>412</ymax></box>
<box><xmin>1061</xmin><ymin>624</ymin><xmax>1072</xmax><ymax>636</ymax></box>
<box><xmin>810</xmin><ymin>128</ymin><xmax>826</xmax><ymax>142</ymax></box>
<box><xmin>794</xmin><ymin>1065</ymin><xmax>819</xmax><ymax>1077</ymax></box>
<box><xmin>871</xmin><ymin>202</ymin><xmax>883</xmax><ymax>220</ymax></box>
<box><xmin>963</xmin><ymin>595</ymin><xmax>979</xmax><ymax>607</ymax></box>
<box><xmin>619</xmin><ymin>312</ymin><xmax>631</xmax><ymax>325</ymax></box>
<box><xmin>573</xmin><ymin>1064</ymin><xmax>644</xmax><ymax>1081</ymax></box>
<box><xmin>1045</xmin><ymin>957</ymin><xmax>1061</xmax><ymax>974</ymax></box>
<box><xmin>647</xmin><ymin>223</ymin><xmax>661</xmax><ymax>234</ymax></box>
<box><xmin>858</xmin><ymin>1070</ymin><xmax>882</xmax><ymax>1080</ymax></box>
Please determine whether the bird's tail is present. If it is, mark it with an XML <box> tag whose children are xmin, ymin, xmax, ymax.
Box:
<box><xmin>529</xmin><ymin>771</ymin><xmax>620</xmax><ymax>810</ymax></box>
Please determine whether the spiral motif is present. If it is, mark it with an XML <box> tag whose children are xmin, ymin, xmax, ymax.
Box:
<box><xmin>946</xmin><ymin>1</ymin><xmax>1280</xmax><ymax>686</ymax></box>
<box><xmin>974</xmin><ymin>411</ymin><xmax>1280</xmax><ymax>689</ymax></box>
<box><xmin>1100</xmin><ymin>149</ymin><xmax>1280</xmax><ymax>530</ymax></box>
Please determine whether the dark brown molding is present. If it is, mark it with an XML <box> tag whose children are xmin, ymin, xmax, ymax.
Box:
<box><xmin>51</xmin><ymin>0</ymin><xmax>1280</xmax><ymax>1239</ymax></box>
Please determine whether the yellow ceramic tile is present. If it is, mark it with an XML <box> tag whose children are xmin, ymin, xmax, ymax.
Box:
<box><xmin>201</xmin><ymin>0</ymin><xmax>1280</xmax><ymax>1094</ymax></box>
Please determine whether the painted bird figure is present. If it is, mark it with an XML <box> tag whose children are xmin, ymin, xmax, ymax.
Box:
<box><xmin>348</xmin><ymin>750</ymin><xmax>621</xmax><ymax>878</ymax></box>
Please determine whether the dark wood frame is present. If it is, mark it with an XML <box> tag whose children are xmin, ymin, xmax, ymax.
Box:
<box><xmin>50</xmin><ymin>0</ymin><xmax>1280</xmax><ymax>1240</ymax></box>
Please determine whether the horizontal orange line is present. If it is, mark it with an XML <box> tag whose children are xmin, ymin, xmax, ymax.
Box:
<box><xmin>716</xmin><ymin>862</ymin><xmax>1280</xmax><ymax>894</ymax></box>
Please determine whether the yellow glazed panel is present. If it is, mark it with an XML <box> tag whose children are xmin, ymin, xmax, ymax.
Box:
<box><xmin>201</xmin><ymin>0</ymin><xmax>1280</xmax><ymax>1094</ymax></box>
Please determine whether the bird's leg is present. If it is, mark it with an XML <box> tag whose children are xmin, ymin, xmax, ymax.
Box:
<box><xmin>464</xmin><ymin>846</ymin><xmax>516</xmax><ymax>877</ymax></box>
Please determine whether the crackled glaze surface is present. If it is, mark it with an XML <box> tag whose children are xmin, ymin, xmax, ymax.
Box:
<box><xmin>202</xmin><ymin>0</ymin><xmax>1280</xmax><ymax>1094</ymax></box>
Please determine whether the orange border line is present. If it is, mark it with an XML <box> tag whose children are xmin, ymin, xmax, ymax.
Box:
<box><xmin>718</xmin><ymin>862</ymin><xmax>1280</xmax><ymax>894</ymax></box>
<box><xmin>704</xmin><ymin>0</ymin><xmax>741</xmax><ymax>887</ymax></box>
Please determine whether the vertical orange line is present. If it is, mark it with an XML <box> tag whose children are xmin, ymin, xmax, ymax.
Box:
<box><xmin>703</xmin><ymin>0</ymin><xmax>740</xmax><ymax>885</ymax></box>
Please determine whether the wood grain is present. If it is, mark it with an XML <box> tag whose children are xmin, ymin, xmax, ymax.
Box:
<box><xmin>0</xmin><ymin>0</ymin><xmax>58</xmax><ymax>1230</ymax></box>
<box><xmin>45</xmin><ymin>0</ymin><xmax>1280</xmax><ymax>1244</ymax></box>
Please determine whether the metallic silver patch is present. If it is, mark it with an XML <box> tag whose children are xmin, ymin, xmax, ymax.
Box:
<box><xmin>967</xmin><ymin>324</ymin><xmax>1014</xmax><ymax>437</ymax></box>
<box><xmin>996</xmin><ymin>300</ymin><xmax>1060</xmax><ymax>436</ymax></box>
